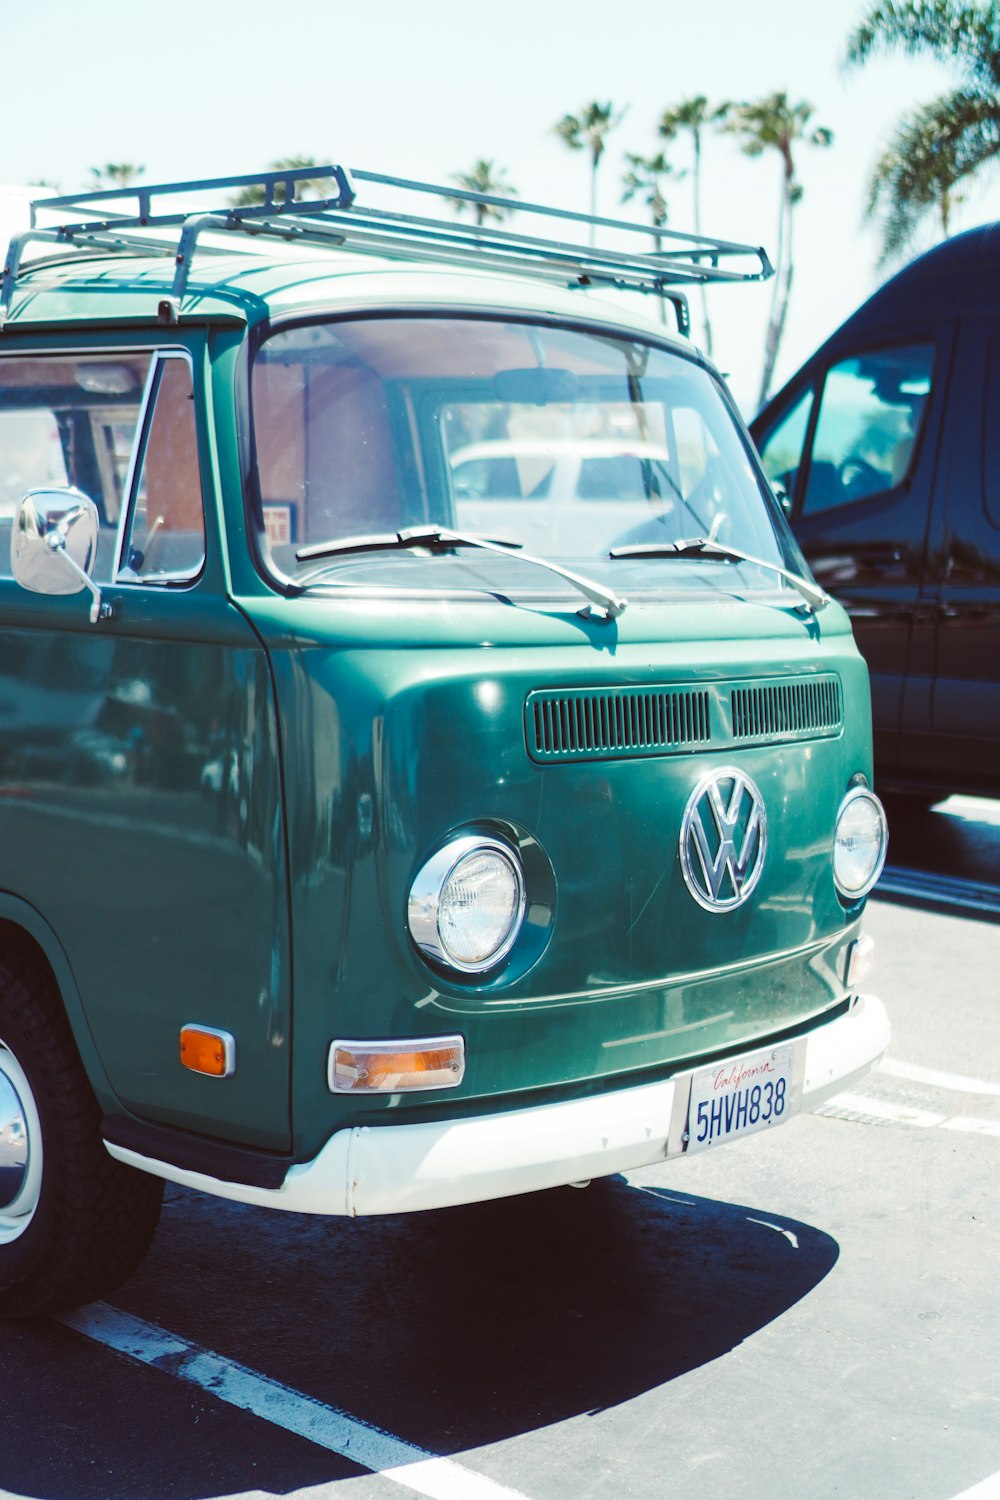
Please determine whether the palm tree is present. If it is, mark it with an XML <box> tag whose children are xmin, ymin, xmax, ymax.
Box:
<box><xmin>449</xmin><ymin>160</ymin><xmax>518</xmax><ymax>226</ymax></box>
<box><xmin>721</xmin><ymin>93</ymin><xmax>833</xmax><ymax>409</ymax></box>
<box><xmin>844</xmin><ymin>0</ymin><xmax>1000</xmax><ymax>262</ymax></box>
<box><xmin>865</xmin><ymin>103</ymin><xmax>968</xmax><ymax>264</ymax></box>
<box><xmin>89</xmin><ymin>164</ymin><xmax>145</xmax><ymax>190</ymax></box>
<box><xmin>622</xmin><ymin>151</ymin><xmax>672</xmax><ymax>323</ymax></box>
<box><xmin>621</xmin><ymin>151</ymin><xmax>671</xmax><ymax>235</ymax></box>
<box><xmin>554</xmin><ymin>101</ymin><xmax>627</xmax><ymax>242</ymax></box>
<box><xmin>230</xmin><ymin>156</ymin><xmax>328</xmax><ymax>208</ymax></box>
<box><xmin>659</xmin><ymin>96</ymin><xmax>718</xmax><ymax>354</ymax></box>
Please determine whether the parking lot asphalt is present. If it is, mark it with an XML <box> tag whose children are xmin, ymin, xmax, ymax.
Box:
<box><xmin>1</xmin><ymin>801</ymin><xmax>997</xmax><ymax>1500</ymax></box>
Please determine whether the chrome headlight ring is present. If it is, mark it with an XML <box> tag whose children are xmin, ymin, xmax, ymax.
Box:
<box><xmin>833</xmin><ymin>786</ymin><xmax>889</xmax><ymax>901</ymax></box>
<box><xmin>407</xmin><ymin>835</ymin><xmax>527</xmax><ymax>975</ymax></box>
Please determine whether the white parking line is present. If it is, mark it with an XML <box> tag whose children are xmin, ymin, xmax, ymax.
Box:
<box><xmin>880</xmin><ymin>1059</ymin><xmax>1000</xmax><ymax>1097</ymax></box>
<box><xmin>940</xmin><ymin>795</ymin><xmax>1000</xmax><ymax>828</ymax></box>
<box><xmin>820</xmin><ymin>1092</ymin><xmax>949</xmax><ymax>1127</ymax></box>
<box><xmin>948</xmin><ymin>1471</ymin><xmax>1000</xmax><ymax>1499</ymax></box>
<box><xmin>814</xmin><ymin>1055</ymin><xmax>1000</xmax><ymax>1136</ymax></box>
<box><xmin>941</xmin><ymin>1115</ymin><xmax>1000</xmax><ymax>1139</ymax></box>
<box><xmin>818</xmin><ymin>1091</ymin><xmax>1000</xmax><ymax>1137</ymax></box>
<box><xmin>56</xmin><ymin>1303</ymin><xmax>533</xmax><ymax>1500</ymax></box>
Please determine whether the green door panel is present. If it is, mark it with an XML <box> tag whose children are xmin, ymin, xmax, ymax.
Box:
<box><xmin>0</xmin><ymin>583</ymin><xmax>290</xmax><ymax>1151</ymax></box>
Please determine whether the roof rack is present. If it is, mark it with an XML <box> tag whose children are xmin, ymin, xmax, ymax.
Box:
<box><xmin>0</xmin><ymin>165</ymin><xmax>772</xmax><ymax>333</ymax></box>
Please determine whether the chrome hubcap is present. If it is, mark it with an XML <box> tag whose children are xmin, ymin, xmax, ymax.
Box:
<box><xmin>0</xmin><ymin>1069</ymin><xmax>28</xmax><ymax>1209</ymax></box>
<box><xmin>0</xmin><ymin>1043</ymin><xmax>41</xmax><ymax>1242</ymax></box>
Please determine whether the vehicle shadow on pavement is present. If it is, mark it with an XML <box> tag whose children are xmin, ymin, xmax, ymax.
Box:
<box><xmin>0</xmin><ymin>1176</ymin><xmax>839</xmax><ymax>1497</ymax></box>
<box><xmin>362</xmin><ymin>1177</ymin><xmax>839</xmax><ymax>1449</ymax></box>
<box><xmin>25</xmin><ymin>1174</ymin><xmax>836</xmax><ymax>1489</ymax></box>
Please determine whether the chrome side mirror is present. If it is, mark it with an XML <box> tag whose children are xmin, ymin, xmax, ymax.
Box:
<box><xmin>11</xmin><ymin>488</ymin><xmax>109</xmax><ymax>622</ymax></box>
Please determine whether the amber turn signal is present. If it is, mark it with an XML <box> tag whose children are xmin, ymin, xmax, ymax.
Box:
<box><xmin>329</xmin><ymin>1036</ymin><xmax>465</xmax><ymax>1094</ymax></box>
<box><xmin>180</xmin><ymin>1025</ymin><xmax>236</xmax><ymax>1078</ymax></box>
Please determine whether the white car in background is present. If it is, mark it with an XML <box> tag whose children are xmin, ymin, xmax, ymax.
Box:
<box><xmin>448</xmin><ymin>438</ymin><xmax>678</xmax><ymax>555</ymax></box>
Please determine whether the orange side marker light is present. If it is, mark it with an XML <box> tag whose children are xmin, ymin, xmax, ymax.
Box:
<box><xmin>180</xmin><ymin>1025</ymin><xmax>236</xmax><ymax>1079</ymax></box>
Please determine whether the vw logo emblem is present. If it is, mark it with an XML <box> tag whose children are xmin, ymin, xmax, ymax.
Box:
<box><xmin>679</xmin><ymin>767</ymin><xmax>767</xmax><ymax>912</ymax></box>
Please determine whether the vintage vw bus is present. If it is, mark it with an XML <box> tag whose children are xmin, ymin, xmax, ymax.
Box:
<box><xmin>0</xmin><ymin>168</ymin><xmax>889</xmax><ymax>1316</ymax></box>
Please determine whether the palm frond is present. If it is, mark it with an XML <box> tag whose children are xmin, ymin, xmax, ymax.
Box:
<box><xmin>721</xmin><ymin>92</ymin><xmax>833</xmax><ymax>164</ymax></box>
<box><xmin>621</xmin><ymin>151</ymin><xmax>673</xmax><ymax>226</ymax></box>
<box><xmin>554</xmin><ymin>102</ymin><xmax>627</xmax><ymax>164</ymax></box>
<box><xmin>864</xmin><ymin>89</ymin><xmax>1000</xmax><ymax>261</ymax></box>
<box><xmin>659</xmin><ymin>95</ymin><xmax>711</xmax><ymax>140</ymax></box>
<box><xmin>845</xmin><ymin>0</ymin><xmax>1000</xmax><ymax>88</ymax></box>
<box><xmin>229</xmin><ymin>156</ymin><xmax>325</xmax><ymax>208</ymax></box>
<box><xmin>89</xmin><ymin>163</ymin><xmax>145</xmax><ymax>190</ymax></box>
<box><xmin>449</xmin><ymin>160</ymin><xmax>518</xmax><ymax>224</ymax></box>
<box><xmin>554</xmin><ymin>114</ymin><xmax>586</xmax><ymax>151</ymax></box>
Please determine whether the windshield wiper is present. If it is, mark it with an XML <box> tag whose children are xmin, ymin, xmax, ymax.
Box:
<box><xmin>296</xmin><ymin>525</ymin><xmax>628</xmax><ymax>621</ymax></box>
<box><xmin>609</xmin><ymin>535</ymin><xmax>828</xmax><ymax>613</ymax></box>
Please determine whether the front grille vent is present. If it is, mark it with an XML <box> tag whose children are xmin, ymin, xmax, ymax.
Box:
<box><xmin>528</xmin><ymin>687</ymin><xmax>711</xmax><ymax>762</ymax></box>
<box><xmin>730</xmin><ymin>676</ymin><xmax>843</xmax><ymax>742</ymax></box>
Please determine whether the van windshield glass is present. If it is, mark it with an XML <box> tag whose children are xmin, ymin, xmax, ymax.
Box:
<box><xmin>250</xmin><ymin>316</ymin><xmax>787</xmax><ymax>599</ymax></box>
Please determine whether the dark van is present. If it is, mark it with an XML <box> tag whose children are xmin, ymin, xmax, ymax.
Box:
<box><xmin>751</xmin><ymin>225</ymin><xmax>1000</xmax><ymax>804</ymax></box>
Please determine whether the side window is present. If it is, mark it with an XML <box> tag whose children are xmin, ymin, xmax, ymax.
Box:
<box><xmin>982</xmin><ymin>333</ymin><xmax>1000</xmax><ymax>531</ymax></box>
<box><xmin>0</xmin><ymin>352</ymin><xmax>150</xmax><ymax>581</ymax></box>
<box><xmin>756</xmin><ymin>386</ymin><xmax>814</xmax><ymax>507</ymax></box>
<box><xmin>118</xmin><ymin>355</ymin><xmax>205</xmax><ymax>582</ymax></box>
<box><xmin>803</xmin><ymin>345</ymin><xmax>935</xmax><ymax>517</ymax></box>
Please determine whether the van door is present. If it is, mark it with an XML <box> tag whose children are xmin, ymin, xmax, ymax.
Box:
<box><xmin>911</xmin><ymin>320</ymin><xmax>1000</xmax><ymax>795</ymax></box>
<box><xmin>755</xmin><ymin>331</ymin><xmax>951</xmax><ymax>777</ymax></box>
<box><xmin>0</xmin><ymin>342</ymin><xmax>291</xmax><ymax>1149</ymax></box>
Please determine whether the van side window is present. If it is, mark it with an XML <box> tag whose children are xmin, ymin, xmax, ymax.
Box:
<box><xmin>0</xmin><ymin>352</ymin><xmax>151</xmax><ymax>581</ymax></box>
<box><xmin>982</xmin><ymin>334</ymin><xmax>1000</xmax><ymax>531</ymax></box>
<box><xmin>802</xmin><ymin>345</ymin><xmax>934</xmax><ymax>516</ymax></box>
<box><xmin>118</xmin><ymin>355</ymin><xmax>205</xmax><ymax>583</ymax></box>
<box><xmin>756</xmin><ymin>387</ymin><xmax>814</xmax><ymax>507</ymax></box>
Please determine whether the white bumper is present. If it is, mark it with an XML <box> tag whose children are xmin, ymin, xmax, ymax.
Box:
<box><xmin>106</xmin><ymin>994</ymin><xmax>890</xmax><ymax>1217</ymax></box>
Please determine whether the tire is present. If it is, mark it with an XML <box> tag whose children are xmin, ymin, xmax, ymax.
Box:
<box><xmin>0</xmin><ymin>943</ymin><xmax>163</xmax><ymax>1318</ymax></box>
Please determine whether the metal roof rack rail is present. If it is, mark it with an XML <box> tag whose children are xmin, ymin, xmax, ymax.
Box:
<box><xmin>1</xmin><ymin>165</ymin><xmax>772</xmax><ymax>333</ymax></box>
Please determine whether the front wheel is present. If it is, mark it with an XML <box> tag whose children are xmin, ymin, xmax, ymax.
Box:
<box><xmin>0</xmin><ymin>947</ymin><xmax>163</xmax><ymax>1318</ymax></box>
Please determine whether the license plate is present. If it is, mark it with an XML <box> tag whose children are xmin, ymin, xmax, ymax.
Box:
<box><xmin>685</xmin><ymin>1042</ymin><xmax>803</xmax><ymax>1154</ymax></box>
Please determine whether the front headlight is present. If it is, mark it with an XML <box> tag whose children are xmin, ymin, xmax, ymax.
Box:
<box><xmin>833</xmin><ymin>788</ymin><xmax>888</xmax><ymax>900</ymax></box>
<box><xmin>408</xmin><ymin>835</ymin><xmax>526</xmax><ymax>974</ymax></box>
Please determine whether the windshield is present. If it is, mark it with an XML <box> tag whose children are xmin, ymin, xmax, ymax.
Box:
<box><xmin>249</xmin><ymin>316</ymin><xmax>790</xmax><ymax>603</ymax></box>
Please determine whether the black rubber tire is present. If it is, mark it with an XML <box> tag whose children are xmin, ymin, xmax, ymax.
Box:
<box><xmin>0</xmin><ymin>943</ymin><xmax>163</xmax><ymax>1319</ymax></box>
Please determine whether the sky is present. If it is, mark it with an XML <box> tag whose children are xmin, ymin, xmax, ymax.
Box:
<box><xmin>4</xmin><ymin>0</ymin><xmax>999</xmax><ymax>413</ymax></box>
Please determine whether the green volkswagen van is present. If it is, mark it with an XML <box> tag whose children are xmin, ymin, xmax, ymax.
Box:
<box><xmin>0</xmin><ymin>168</ymin><xmax>889</xmax><ymax>1317</ymax></box>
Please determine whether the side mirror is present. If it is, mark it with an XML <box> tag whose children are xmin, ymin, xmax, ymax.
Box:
<box><xmin>11</xmin><ymin>488</ymin><xmax>109</xmax><ymax>622</ymax></box>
